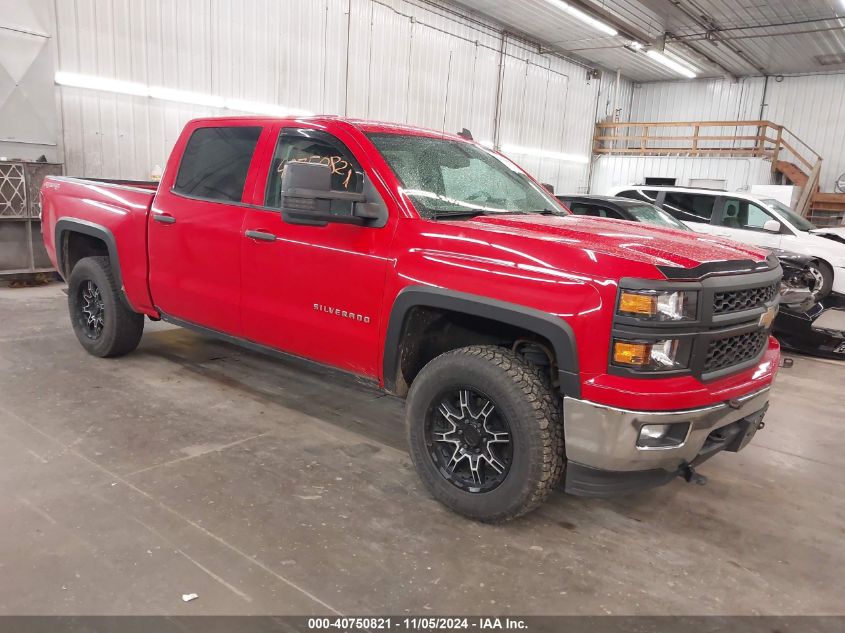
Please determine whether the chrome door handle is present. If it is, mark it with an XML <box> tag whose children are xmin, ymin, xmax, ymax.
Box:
<box><xmin>153</xmin><ymin>213</ymin><xmax>176</xmax><ymax>224</ymax></box>
<box><xmin>245</xmin><ymin>230</ymin><xmax>276</xmax><ymax>242</ymax></box>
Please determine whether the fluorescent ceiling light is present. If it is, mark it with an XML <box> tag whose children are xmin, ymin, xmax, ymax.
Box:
<box><xmin>55</xmin><ymin>71</ymin><xmax>147</xmax><ymax>97</ymax></box>
<box><xmin>663</xmin><ymin>49</ymin><xmax>700</xmax><ymax>74</ymax></box>
<box><xmin>55</xmin><ymin>71</ymin><xmax>313</xmax><ymax>116</ymax></box>
<box><xmin>646</xmin><ymin>50</ymin><xmax>697</xmax><ymax>78</ymax></box>
<box><xmin>148</xmin><ymin>86</ymin><xmax>225</xmax><ymax>108</ymax></box>
<box><xmin>542</xmin><ymin>0</ymin><xmax>618</xmax><ymax>36</ymax></box>
<box><xmin>501</xmin><ymin>143</ymin><xmax>590</xmax><ymax>164</ymax></box>
<box><xmin>224</xmin><ymin>98</ymin><xmax>312</xmax><ymax>117</ymax></box>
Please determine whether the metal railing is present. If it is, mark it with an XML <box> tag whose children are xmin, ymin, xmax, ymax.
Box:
<box><xmin>593</xmin><ymin>120</ymin><xmax>824</xmax><ymax>217</ymax></box>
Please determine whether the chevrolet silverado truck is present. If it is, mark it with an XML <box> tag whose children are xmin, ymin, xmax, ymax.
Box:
<box><xmin>40</xmin><ymin>116</ymin><xmax>782</xmax><ymax>522</ymax></box>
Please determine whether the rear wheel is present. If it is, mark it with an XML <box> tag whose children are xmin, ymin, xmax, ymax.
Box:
<box><xmin>406</xmin><ymin>345</ymin><xmax>563</xmax><ymax>522</ymax></box>
<box><xmin>68</xmin><ymin>256</ymin><xmax>144</xmax><ymax>357</ymax></box>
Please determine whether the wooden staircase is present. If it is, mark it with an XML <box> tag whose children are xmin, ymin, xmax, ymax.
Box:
<box><xmin>594</xmin><ymin>120</ymin><xmax>845</xmax><ymax>227</ymax></box>
<box><xmin>773</xmin><ymin>161</ymin><xmax>845</xmax><ymax>227</ymax></box>
<box><xmin>774</xmin><ymin>161</ymin><xmax>809</xmax><ymax>188</ymax></box>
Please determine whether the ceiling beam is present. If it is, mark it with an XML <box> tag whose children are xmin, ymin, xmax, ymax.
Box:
<box><xmin>665</xmin><ymin>0</ymin><xmax>770</xmax><ymax>76</ymax></box>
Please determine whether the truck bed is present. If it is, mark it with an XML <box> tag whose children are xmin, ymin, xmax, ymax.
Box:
<box><xmin>40</xmin><ymin>176</ymin><xmax>159</xmax><ymax>314</ymax></box>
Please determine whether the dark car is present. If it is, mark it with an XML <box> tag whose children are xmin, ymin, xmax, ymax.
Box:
<box><xmin>557</xmin><ymin>195</ymin><xmax>690</xmax><ymax>232</ymax></box>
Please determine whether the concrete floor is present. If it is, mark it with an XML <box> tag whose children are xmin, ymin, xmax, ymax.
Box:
<box><xmin>0</xmin><ymin>283</ymin><xmax>843</xmax><ymax>616</ymax></box>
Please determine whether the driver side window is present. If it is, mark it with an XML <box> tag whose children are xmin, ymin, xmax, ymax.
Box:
<box><xmin>718</xmin><ymin>198</ymin><xmax>776</xmax><ymax>232</ymax></box>
<box><xmin>265</xmin><ymin>132</ymin><xmax>362</xmax><ymax>210</ymax></box>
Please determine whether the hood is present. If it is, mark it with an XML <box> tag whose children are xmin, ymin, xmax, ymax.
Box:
<box><xmin>445</xmin><ymin>214</ymin><xmax>770</xmax><ymax>271</ymax></box>
<box><xmin>810</xmin><ymin>227</ymin><xmax>845</xmax><ymax>245</ymax></box>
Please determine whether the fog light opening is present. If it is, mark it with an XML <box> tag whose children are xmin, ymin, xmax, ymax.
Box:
<box><xmin>637</xmin><ymin>422</ymin><xmax>690</xmax><ymax>449</ymax></box>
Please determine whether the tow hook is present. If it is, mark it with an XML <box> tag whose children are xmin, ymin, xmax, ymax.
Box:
<box><xmin>757</xmin><ymin>420</ymin><xmax>766</xmax><ymax>431</ymax></box>
<box><xmin>780</xmin><ymin>357</ymin><xmax>794</xmax><ymax>369</ymax></box>
<box><xmin>679</xmin><ymin>464</ymin><xmax>708</xmax><ymax>486</ymax></box>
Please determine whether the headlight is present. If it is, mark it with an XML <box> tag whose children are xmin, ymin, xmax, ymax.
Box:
<box><xmin>618</xmin><ymin>290</ymin><xmax>696</xmax><ymax>321</ymax></box>
<box><xmin>613</xmin><ymin>338</ymin><xmax>690</xmax><ymax>371</ymax></box>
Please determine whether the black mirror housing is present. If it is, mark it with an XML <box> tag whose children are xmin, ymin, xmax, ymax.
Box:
<box><xmin>279</xmin><ymin>162</ymin><xmax>387</xmax><ymax>228</ymax></box>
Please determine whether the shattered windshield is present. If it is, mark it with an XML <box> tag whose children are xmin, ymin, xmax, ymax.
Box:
<box><xmin>367</xmin><ymin>133</ymin><xmax>562</xmax><ymax>219</ymax></box>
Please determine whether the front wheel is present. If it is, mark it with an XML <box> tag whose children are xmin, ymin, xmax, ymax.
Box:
<box><xmin>406</xmin><ymin>345</ymin><xmax>563</xmax><ymax>522</ymax></box>
<box><xmin>68</xmin><ymin>256</ymin><xmax>144</xmax><ymax>357</ymax></box>
<box><xmin>807</xmin><ymin>260</ymin><xmax>834</xmax><ymax>301</ymax></box>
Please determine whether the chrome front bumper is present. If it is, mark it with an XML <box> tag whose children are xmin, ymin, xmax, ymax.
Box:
<box><xmin>562</xmin><ymin>387</ymin><xmax>771</xmax><ymax>473</ymax></box>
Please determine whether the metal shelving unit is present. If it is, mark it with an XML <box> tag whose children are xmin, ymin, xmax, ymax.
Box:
<box><xmin>0</xmin><ymin>160</ymin><xmax>63</xmax><ymax>276</ymax></box>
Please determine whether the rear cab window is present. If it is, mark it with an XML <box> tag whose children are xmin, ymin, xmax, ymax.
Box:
<box><xmin>568</xmin><ymin>202</ymin><xmax>624</xmax><ymax>220</ymax></box>
<box><xmin>174</xmin><ymin>126</ymin><xmax>263</xmax><ymax>202</ymax></box>
<box><xmin>616</xmin><ymin>189</ymin><xmax>659</xmax><ymax>204</ymax></box>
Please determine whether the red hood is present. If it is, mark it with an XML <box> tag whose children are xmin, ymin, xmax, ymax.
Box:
<box><xmin>444</xmin><ymin>214</ymin><xmax>769</xmax><ymax>271</ymax></box>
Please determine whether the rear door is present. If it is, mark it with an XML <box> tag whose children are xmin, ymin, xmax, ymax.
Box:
<box><xmin>148</xmin><ymin>122</ymin><xmax>267</xmax><ymax>335</ymax></box>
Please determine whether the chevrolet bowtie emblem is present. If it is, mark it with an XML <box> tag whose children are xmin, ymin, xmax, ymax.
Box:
<box><xmin>758</xmin><ymin>305</ymin><xmax>777</xmax><ymax>329</ymax></box>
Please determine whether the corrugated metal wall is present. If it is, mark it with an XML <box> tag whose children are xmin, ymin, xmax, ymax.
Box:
<box><xmin>626</xmin><ymin>74</ymin><xmax>845</xmax><ymax>193</ymax></box>
<box><xmin>52</xmin><ymin>0</ymin><xmax>609</xmax><ymax>193</ymax></box>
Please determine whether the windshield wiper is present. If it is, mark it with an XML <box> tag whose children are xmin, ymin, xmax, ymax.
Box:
<box><xmin>432</xmin><ymin>209</ymin><xmax>507</xmax><ymax>219</ymax></box>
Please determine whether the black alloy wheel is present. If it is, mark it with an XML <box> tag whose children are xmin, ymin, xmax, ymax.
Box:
<box><xmin>77</xmin><ymin>280</ymin><xmax>105</xmax><ymax>340</ymax></box>
<box><xmin>426</xmin><ymin>387</ymin><xmax>513</xmax><ymax>493</ymax></box>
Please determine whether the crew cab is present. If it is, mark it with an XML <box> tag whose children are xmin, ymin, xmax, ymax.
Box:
<box><xmin>41</xmin><ymin>116</ymin><xmax>782</xmax><ymax>522</ymax></box>
<box><xmin>609</xmin><ymin>185</ymin><xmax>845</xmax><ymax>300</ymax></box>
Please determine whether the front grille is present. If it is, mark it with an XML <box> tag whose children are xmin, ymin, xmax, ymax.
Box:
<box><xmin>704</xmin><ymin>330</ymin><xmax>768</xmax><ymax>373</ymax></box>
<box><xmin>713</xmin><ymin>282</ymin><xmax>778</xmax><ymax>315</ymax></box>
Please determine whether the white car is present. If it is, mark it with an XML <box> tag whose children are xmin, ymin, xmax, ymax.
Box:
<box><xmin>609</xmin><ymin>186</ymin><xmax>845</xmax><ymax>299</ymax></box>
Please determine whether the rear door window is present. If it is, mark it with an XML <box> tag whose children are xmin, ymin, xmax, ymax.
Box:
<box><xmin>174</xmin><ymin>126</ymin><xmax>262</xmax><ymax>202</ymax></box>
<box><xmin>662</xmin><ymin>191</ymin><xmax>716</xmax><ymax>223</ymax></box>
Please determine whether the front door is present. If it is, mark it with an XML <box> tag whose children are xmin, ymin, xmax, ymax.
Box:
<box><xmin>711</xmin><ymin>196</ymin><xmax>784</xmax><ymax>249</ymax></box>
<box><xmin>240</xmin><ymin>127</ymin><xmax>394</xmax><ymax>377</ymax></box>
<box><xmin>148</xmin><ymin>123</ymin><xmax>266</xmax><ymax>336</ymax></box>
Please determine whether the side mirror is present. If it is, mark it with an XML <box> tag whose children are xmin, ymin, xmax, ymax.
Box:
<box><xmin>763</xmin><ymin>219</ymin><xmax>782</xmax><ymax>233</ymax></box>
<box><xmin>280</xmin><ymin>162</ymin><xmax>386</xmax><ymax>227</ymax></box>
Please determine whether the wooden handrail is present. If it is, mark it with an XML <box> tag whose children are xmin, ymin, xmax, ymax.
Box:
<box><xmin>796</xmin><ymin>160</ymin><xmax>822</xmax><ymax>218</ymax></box>
<box><xmin>596</xmin><ymin>120</ymin><xmax>779</xmax><ymax>129</ymax></box>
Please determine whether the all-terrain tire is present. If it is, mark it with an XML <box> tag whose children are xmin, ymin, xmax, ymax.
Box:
<box><xmin>406</xmin><ymin>345</ymin><xmax>563</xmax><ymax>522</ymax></box>
<box><xmin>68</xmin><ymin>256</ymin><xmax>144</xmax><ymax>357</ymax></box>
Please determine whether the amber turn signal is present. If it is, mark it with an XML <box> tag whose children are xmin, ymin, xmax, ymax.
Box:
<box><xmin>618</xmin><ymin>291</ymin><xmax>657</xmax><ymax>316</ymax></box>
<box><xmin>613</xmin><ymin>341</ymin><xmax>650</xmax><ymax>366</ymax></box>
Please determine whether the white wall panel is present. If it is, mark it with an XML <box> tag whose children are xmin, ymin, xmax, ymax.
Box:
<box><xmin>50</xmin><ymin>0</ymin><xmax>605</xmax><ymax>193</ymax></box>
<box><xmin>764</xmin><ymin>73</ymin><xmax>845</xmax><ymax>194</ymax></box>
<box><xmin>590</xmin><ymin>156</ymin><xmax>775</xmax><ymax>196</ymax></box>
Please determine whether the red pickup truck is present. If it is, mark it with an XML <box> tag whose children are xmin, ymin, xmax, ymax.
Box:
<box><xmin>41</xmin><ymin>116</ymin><xmax>782</xmax><ymax>521</ymax></box>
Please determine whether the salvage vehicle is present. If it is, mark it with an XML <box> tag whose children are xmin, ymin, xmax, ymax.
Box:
<box><xmin>609</xmin><ymin>185</ymin><xmax>845</xmax><ymax>300</ymax></box>
<box><xmin>558</xmin><ymin>194</ymin><xmax>689</xmax><ymax>231</ymax></box>
<box><xmin>561</xmin><ymin>196</ymin><xmax>843</xmax><ymax>359</ymax></box>
<box><xmin>772</xmin><ymin>250</ymin><xmax>845</xmax><ymax>359</ymax></box>
<box><xmin>41</xmin><ymin>116</ymin><xmax>782</xmax><ymax>522</ymax></box>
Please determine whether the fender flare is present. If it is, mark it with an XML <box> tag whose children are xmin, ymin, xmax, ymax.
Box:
<box><xmin>55</xmin><ymin>218</ymin><xmax>122</xmax><ymax>286</ymax></box>
<box><xmin>383</xmin><ymin>286</ymin><xmax>580</xmax><ymax>398</ymax></box>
